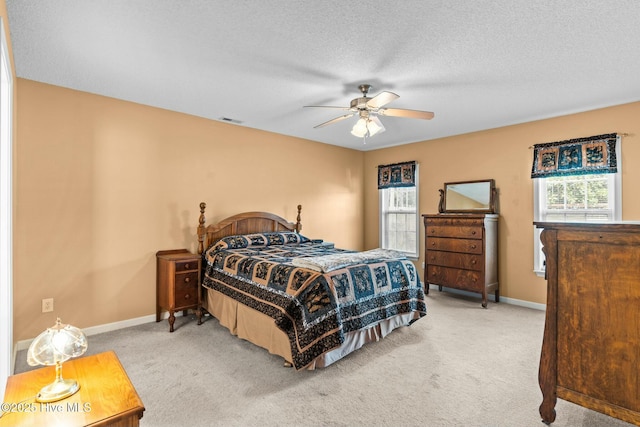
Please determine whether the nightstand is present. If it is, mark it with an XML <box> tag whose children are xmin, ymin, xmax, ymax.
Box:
<box><xmin>156</xmin><ymin>249</ymin><xmax>201</xmax><ymax>332</ymax></box>
<box><xmin>0</xmin><ymin>351</ymin><xmax>144</xmax><ymax>426</ymax></box>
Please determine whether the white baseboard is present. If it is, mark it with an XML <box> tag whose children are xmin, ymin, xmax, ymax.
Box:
<box><xmin>427</xmin><ymin>284</ymin><xmax>546</xmax><ymax>311</ymax></box>
<box><xmin>15</xmin><ymin>312</ymin><xmax>171</xmax><ymax>352</ymax></box>
<box><xmin>15</xmin><ymin>289</ymin><xmax>545</xmax><ymax>352</ymax></box>
<box><xmin>499</xmin><ymin>295</ymin><xmax>546</xmax><ymax>311</ymax></box>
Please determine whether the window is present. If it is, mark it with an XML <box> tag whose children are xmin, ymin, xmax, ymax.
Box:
<box><xmin>533</xmin><ymin>158</ymin><xmax>621</xmax><ymax>275</ymax></box>
<box><xmin>379</xmin><ymin>168</ymin><xmax>419</xmax><ymax>258</ymax></box>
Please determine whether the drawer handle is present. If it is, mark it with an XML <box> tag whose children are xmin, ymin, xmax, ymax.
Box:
<box><xmin>430</xmin><ymin>256</ymin><xmax>436</xmax><ymax>261</ymax></box>
<box><xmin>184</xmin><ymin>277</ymin><xmax>190</xmax><ymax>283</ymax></box>
<box><xmin>471</xmin><ymin>260</ymin><xmax>477</xmax><ymax>265</ymax></box>
<box><xmin>184</xmin><ymin>263</ymin><xmax>190</xmax><ymax>269</ymax></box>
<box><xmin>471</xmin><ymin>231</ymin><xmax>476</xmax><ymax>235</ymax></box>
<box><xmin>431</xmin><ymin>229</ymin><xmax>435</xmax><ymax>233</ymax></box>
<box><xmin>470</xmin><ymin>244</ymin><xmax>477</xmax><ymax>249</ymax></box>
<box><xmin>431</xmin><ymin>242</ymin><xmax>436</xmax><ymax>246</ymax></box>
<box><xmin>185</xmin><ymin>293</ymin><xmax>190</xmax><ymax>299</ymax></box>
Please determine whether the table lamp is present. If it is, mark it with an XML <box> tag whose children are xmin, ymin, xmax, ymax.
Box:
<box><xmin>27</xmin><ymin>317</ymin><xmax>88</xmax><ymax>402</ymax></box>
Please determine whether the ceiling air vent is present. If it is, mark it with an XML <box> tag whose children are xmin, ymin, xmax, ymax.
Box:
<box><xmin>218</xmin><ymin>117</ymin><xmax>243</xmax><ymax>124</ymax></box>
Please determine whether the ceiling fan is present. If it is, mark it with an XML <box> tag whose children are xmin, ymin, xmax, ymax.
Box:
<box><xmin>304</xmin><ymin>84</ymin><xmax>434</xmax><ymax>139</ymax></box>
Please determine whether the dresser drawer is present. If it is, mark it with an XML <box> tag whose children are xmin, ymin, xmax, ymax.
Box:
<box><xmin>426</xmin><ymin>237</ymin><xmax>482</xmax><ymax>254</ymax></box>
<box><xmin>424</xmin><ymin>217</ymin><xmax>484</xmax><ymax>226</ymax></box>
<box><xmin>176</xmin><ymin>259</ymin><xmax>199</xmax><ymax>272</ymax></box>
<box><xmin>174</xmin><ymin>272</ymin><xmax>198</xmax><ymax>309</ymax></box>
<box><xmin>427</xmin><ymin>226</ymin><xmax>483</xmax><ymax>239</ymax></box>
<box><xmin>426</xmin><ymin>250</ymin><xmax>483</xmax><ymax>271</ymax></box>
<box><xmin>426</xmin><ymin>265</ymin><xmax>483</xmax><ymax>292</ymax></box>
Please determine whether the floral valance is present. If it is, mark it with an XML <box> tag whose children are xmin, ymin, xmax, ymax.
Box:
<box><xmin>378</xmin><ymin>161</ymin><xmax>416</xmax><ymax>189</ymax></box>
<box><xmin>530</xmin><ymin>133</ymin><xmax>618</xmax><ymax>178</ymax></box>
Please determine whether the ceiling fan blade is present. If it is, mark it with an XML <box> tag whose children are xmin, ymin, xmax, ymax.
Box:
<box><xmin>304</xmin><ymin>105</ymin><xmax>351</xmax><ymax>110</ymax></box>
<box><xmin>378</xmin><ymin>108</ymin><xmax>435</xmax><ymax>120</ymax></box>
<box><xmin>313</xmin><ymin>113</ymin><xmax>354</xmax><ymax>128</ymax></box>
<box><xmin>366</xmin><ymin>91</ymin><xmax>399</xmax><ymax>109</ymax></box>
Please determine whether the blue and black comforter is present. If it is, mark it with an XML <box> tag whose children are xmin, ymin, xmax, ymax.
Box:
<box><xmin>202</xmin><ymin>231</ymin><xmax>426</xmax><ymax>369</ymax></box>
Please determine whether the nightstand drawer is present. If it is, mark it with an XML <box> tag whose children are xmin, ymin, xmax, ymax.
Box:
<box><xmin>175</xmin><ymin>271</ymin><xmax>198</xmax><ymax>287</ymax></box>
<box><xmin>175</xmin><ymin>276</ymin><xmax>198</xmax><ymax>309</ymax></box>
<box><xmin>176</xmin><ymin>259</ymin><xmax>199</xmax><ymax>272</ymax></box>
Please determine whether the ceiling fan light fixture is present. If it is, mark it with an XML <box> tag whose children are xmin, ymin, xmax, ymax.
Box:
<box><xmin>307</xmin><ymin>83</ymin><xmax>433</xmax><ymax>140</ymax></box>
<box><xmin>351</xmin><ymin>116</ymin><xmax>385</xmax><ymax>138</ymax></box>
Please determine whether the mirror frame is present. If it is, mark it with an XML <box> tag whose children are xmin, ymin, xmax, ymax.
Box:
<box><xmin>438</xmin><ymin>179</ymin><xmax>497</xmax><ymax>214</ymax></box>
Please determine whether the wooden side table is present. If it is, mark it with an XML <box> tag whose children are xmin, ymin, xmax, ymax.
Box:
<box><xmin>156</xmin><ymin>249</ymin><xmax>201</xmax><ymax>332</ymax></box>
<box><xmin>0</xmin><ymin>350</ymin><xmax>144</xmax><ymax>426</ymax></box>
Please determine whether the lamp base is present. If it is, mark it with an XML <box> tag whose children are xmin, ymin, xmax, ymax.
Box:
<box><xmin>35</xmin><ymin>379</ymin><xmax>80</xmax><ymax>403</ymax></box>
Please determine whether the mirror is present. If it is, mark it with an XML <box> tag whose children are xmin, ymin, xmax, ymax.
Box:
<box><xmin>438</xmin><ymin>179</ymin><xmax>496</xmax><ymax>213</ymax></box>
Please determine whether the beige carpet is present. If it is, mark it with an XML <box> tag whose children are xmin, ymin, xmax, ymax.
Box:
<box><xmin>14</xmin><ymin>291</ymin><xmax>634</xmax><ymax>427</ymax></box>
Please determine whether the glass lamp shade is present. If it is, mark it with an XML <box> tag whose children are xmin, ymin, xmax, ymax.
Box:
<box><xmin>27</xmin><ymin>318</ymin><xmax>88</xmax><ymax>402</ymax></box>
<box><xmin>367</xmin><ymin>116</ymin><xmax>385</xmax><ymax>136</ymax></box>
<box><xmin>350</xmin><ymin>117</ymin><xmax>368</xmax><ymax>137</ymax></box>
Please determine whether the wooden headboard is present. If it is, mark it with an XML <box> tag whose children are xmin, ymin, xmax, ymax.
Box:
<box><xmin>197</xmin><ymin>202</ymin><xmax>302</xmax><ymax>254</ymax></box>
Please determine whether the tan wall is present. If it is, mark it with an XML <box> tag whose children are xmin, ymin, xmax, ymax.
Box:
<box><xmin>363</xmin><ymin>101</ymin><xmax>640</xmax><ymax>305</ymax></box>
<box><xmin>13</xmin><ymin>75</ymin><xmax>640</xmax><ymax>340</ymax></box>
<box><xmin>14</xmin><ymin>79</ymin><xmax>364</xmax><ymax>341</ymax></box>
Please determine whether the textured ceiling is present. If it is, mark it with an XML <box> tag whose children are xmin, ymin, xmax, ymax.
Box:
<box><xmin>6</xmin><ymin>1</ymin><xmax>640</xmax><ymax>151</ymax></box>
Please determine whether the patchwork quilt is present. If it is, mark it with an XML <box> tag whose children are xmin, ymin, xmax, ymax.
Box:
<box><xmin>202</xmin><ymin>232</ymin><xmax>427</xmax><ymax>369</ymax></box>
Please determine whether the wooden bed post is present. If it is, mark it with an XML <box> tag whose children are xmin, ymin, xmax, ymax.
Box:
<box><xmin>296</xmin><ymin>205</ymin><xmax>302</xmax><ymax>233</ymax></box>
<box><xmin>197</xmin><ymin>202</ymin><xmax>206</xmax><ymax>254</ymax></box>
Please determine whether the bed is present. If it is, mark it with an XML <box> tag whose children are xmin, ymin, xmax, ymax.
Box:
<box><xmin>196</xmin><ymin>202</ymin><xmax>427</xmax><ymax>370</ymax></box>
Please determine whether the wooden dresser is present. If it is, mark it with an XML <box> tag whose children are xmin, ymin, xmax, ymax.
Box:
<box><xmin>535</xmin><ymin>222</ymin><xmax>640</xmax><ymax>426</ymax></box>
<box><xmin>423</xmin><ymin>213</ymin><xmax>499</xmax><ymax>307</ymax></box>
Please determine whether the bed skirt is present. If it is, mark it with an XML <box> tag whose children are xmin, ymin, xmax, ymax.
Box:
<box><xmin>203</xmin><ymin>288</ymin><xmax>420</xmax><ymax>370</ymax></box>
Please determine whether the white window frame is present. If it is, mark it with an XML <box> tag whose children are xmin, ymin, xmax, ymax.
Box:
<box><xmin>533</xmin><ymin>139</ymin><xmax>622</xmax><ymax>276</ymax></box>
<box><xmin>0</xmin><ymin>18</ymin><xmax>14</xmax><ymax>399</ymax></box>
<box><xmin>379</xmin><ymin>167</ymin><xmax>419</xmax><ymax>259</ymax></box>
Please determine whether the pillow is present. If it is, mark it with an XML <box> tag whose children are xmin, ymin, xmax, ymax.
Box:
<box><xmin>210</xmin><ymin>232</ymin><xmax>309</xmax><ymax>252</ymax></box>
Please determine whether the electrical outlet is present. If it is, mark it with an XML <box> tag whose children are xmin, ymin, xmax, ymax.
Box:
<box><xmin>42</xmin><ymin>298</ymin><xmax>54</xmax><ymax>313</ymax></box>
